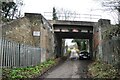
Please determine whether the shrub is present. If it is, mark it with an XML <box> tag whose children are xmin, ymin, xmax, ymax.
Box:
<box><xmin>2</xmin><ymin>59</ymin><xmax>56</xmax><ymax>79</ymax></box>
<box><xmin>88</xmin><ymin>60</ymin><xmax>119</xmax><ymax>78</ymax></box>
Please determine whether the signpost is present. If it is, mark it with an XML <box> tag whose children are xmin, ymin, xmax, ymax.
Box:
<box><xmin>33</xmin><ymin>31</ymin><xmax>41</xmax><ymax>37</ymax></box>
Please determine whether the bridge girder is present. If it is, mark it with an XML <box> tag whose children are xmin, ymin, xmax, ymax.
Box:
<box><xmin>55</xmin><ymin>32</ymin><xmax>93</xmax><ymax>39</ymax></box>
<box><xmin>53</xmin><ymin>24</ymin><xmax>93</xmax><ymax>31</ymax></box>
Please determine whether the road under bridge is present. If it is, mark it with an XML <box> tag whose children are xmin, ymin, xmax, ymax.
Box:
<box><xmin>49</xmin><ymin>20</ymin><xmax>95</xmax><ymax>58</ymax></box>
<box><xmin>40</xmin><ymin>59</ymin><xmax>93</xmax><ymax>78</ymax></box>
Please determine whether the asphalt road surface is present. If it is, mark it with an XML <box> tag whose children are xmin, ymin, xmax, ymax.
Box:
<box><xmin>41</xmin><ymin>59</ymin><xmax>93</xmax><ymax>78</ymax></box>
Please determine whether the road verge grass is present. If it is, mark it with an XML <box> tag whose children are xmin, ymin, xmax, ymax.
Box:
<box><xmin>88</xmin><ymin>60</ymin><xmax>120</xmax><ymax>78</ymax></box>
<box><xmin>2</xmin><ymin>58</ymin><xmax>58</xmax><ymax>79</ymax></box>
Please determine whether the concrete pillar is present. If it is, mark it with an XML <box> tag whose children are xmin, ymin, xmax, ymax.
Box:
<box><xmin>59</xmin><ymin>38</ymin><xmax>62</xmax><ymax>57</ymax></box>
<box><xmin>88</xmin><ymin>30</ymin><xmax>90</xmax><ymax>33</ymax></box>
<box><xmin>98</xmin><ymin>19</ymin><xmax>110</xmax><ymax>26</ymax></box>
<box><xmin>97</xmin><ymin>19</ymin><xmax>110</xmax><ymax>60</ymax></box>
<box><xmin>97</xmin><ymin>19</ymin><xmax>111</xmax><ymax>60</ymax></box>
<box><xmin>57</xmin><ymin>36</ymin><xmax>62</xmax><ymax>57</ymax></box>
<box><xmin>89</xmin><ymin>38</ymin><xmax>93</xmax><ymax>58</ymax></box>
<box><xmin>55</xmin><ymin>35</ymin><xmax>59</xmax><ymax>58</ymax></box>
<box><xmin>87</xmin><ymin>39</ymin><xmax>90</xmax><ymax>53</ymax></box>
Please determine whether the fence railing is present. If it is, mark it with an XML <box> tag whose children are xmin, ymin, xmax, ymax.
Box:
<box><xmin>44</xmin><ymin>12</ymin><xmax>102</xmax><ymax>22</ymax></box>
<box><xmin>0</xmin><ymin>38</ymin><xmax>41</xmax><ymax>68</ymax></box>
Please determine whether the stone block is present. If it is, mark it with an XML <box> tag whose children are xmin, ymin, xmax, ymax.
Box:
<box><xmin>98</xmin><ymin>19</ymin><xmax>111</xmax><ymax>27</ymax></box>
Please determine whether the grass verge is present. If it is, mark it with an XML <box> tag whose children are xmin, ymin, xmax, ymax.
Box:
<box><xmin>2</xmin><ymin>59</ymin><xmax>57</xmax><ymax>79</ymax></box>
<box><xmin>88</xmin><ymin>60</ymin><xmax>120</xmax><ymax>78</ymax></box>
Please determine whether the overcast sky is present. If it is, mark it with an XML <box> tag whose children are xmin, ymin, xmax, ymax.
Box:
<box><xmin>21</xmin><ymin>0</ymin><xmax>118</xmax><ymax>24</ymax></box>
<box><xmin>23</xmin><ymin>0</ymin><xmax>98</xmax><ymax>13</ymax></box>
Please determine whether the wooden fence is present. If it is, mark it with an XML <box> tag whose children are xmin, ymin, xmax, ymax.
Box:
<box><xmin>0</xmin><ymin>38</ymin><xmax>41</xmax><ymax>68</ymax></box>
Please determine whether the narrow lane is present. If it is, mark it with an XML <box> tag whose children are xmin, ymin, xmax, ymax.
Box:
<box><xmin>41</xmin><ymin>59</ymin><xmax>93</xmax><ymax>78</ymax></box>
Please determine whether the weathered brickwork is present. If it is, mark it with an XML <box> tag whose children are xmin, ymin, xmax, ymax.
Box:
<box><xmin>1</xmin><ymin>13</ymin><xmax>55</xmax><ymax>62</ymax></box>
<box><xmin>2</xmin><ymin>18</ymin><xmax>34</xmax><ymax>45</ymax></box>
<box><xmin>94</xmin><ymin>19</ymin><xmax>120</xmax><ymax>68</ymax></box>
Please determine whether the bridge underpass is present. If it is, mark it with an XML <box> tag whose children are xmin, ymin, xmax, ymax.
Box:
<box><xmin>52</xmin><ymin>20</ymin><xmax>94</xmax><ymax>58</ymax></box>
<box><xmin>40</xmin><ymin>20</ymin><xmax>95</xmax><ymax>78</ymax></box>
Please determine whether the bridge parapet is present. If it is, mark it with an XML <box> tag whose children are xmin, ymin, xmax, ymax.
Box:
<box><xmin>49</xmin><ymin>20</ymin><xmax>95</xmax><ymax>26</ymax></box>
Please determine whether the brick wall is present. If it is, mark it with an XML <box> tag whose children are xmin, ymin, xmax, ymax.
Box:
<box><xmin>2</xmin><ymin>17</ymin><xmax>34</xmax><ymax>45</ymax></box>
<box><xmin>25</xmin><ymin>13</ymin><xmax>55</xmax><ymax>62</ymax></box>
<box><xmin>1</xmin><ymin>13</ymin><xmax>55</xmax><ymax>63</ymax></box>
<box><xmin>95</xmin><ymin>19</ymin><xmax>120</xmax><ymax>68</ymax></box>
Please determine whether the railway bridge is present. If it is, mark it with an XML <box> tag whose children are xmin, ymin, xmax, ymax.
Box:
<box><xmin>49</xmin><ymin>20</ymin><xmax>98</xmax><ymax>59</ymax></box>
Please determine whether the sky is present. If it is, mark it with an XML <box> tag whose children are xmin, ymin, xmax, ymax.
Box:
<box><xmin>20</xmin><ymin>0</ymin><xmax>118</xmax><ymax>46</ymax></box>
<box><xmin>21</xmin><ymin>0</ymin><xmax>118</xmax><ymax>24</ymax></box>
<box><xmin>23</xmin><ymin>0</ymin><xmax>97</xmax><ymax>13</ymax></box>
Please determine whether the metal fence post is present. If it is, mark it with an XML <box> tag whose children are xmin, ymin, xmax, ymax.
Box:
<box><xmin>0</xmin><ymin>38</ymin><xmax>2</xmax><ymax>79</ymax></box>
<box><xmin>0</xmin><ymin>1</ymin><xmax>2</xmax><ymax>79</ymax></box>
<box><xmin>0</xmin><ymin>38</ymin><xmax>42</xmax><ymax>68</ymax></box>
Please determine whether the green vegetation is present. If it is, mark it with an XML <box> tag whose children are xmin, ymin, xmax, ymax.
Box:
<box><xmin>52</xmin><ymin>7</ymin><xmax>58</xmax><ymax>20</ymax></box>
<box><xmin>2</xmin><ymin>59</ymin><xmax>56</xmax><ymax>79</ymax></box>
<box><xmin>102</xmin><ymin>26</ymin><xmax>120</xmax><ymax>40</ymax></box>
<box><xmin>88</xmin><ymin>60</ymin><xmax>120</xmax><ymax>78</ymax></box>
<box><xmin>72</xmin><ymin>39</ymin><xmax>87</xmax><ymax>51</ymax></box>
<box><xmin>1</xmin><ymin>0</ymin><xmax>23</xmax><ymax>22</ymax></box>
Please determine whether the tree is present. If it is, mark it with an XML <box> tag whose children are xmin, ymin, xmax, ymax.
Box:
<box><xmin>72</xmin><ymin>39</ymin><xmax>81</xmax><ymax>50</ymax></box>
<box><xmin>57</xmin><ymin>8</ymin><xmax>76</xmax><ymax>20</ymax></box>
<box><xmin>2</xmin><ymin>2</ymin><xmax>15</xmax><ymax>19</ymax></box>
<box><xmin>52</xmin><ymin>7</ymin><xmax>58</xmax><ymax>20</ymax></box>
<box><xmin>57</xmin><ymin>8</ymin><xmax>72</xmax><ymax>20</ymax></box>
<box><xmin>98</xmin><ymin>0</ymin><xmax>120</xmax><ymax>24</ymax></box>
<box><xmin>1</xmin><ymin>0</ymin><xmax>23</xmax><ymax>22</ymax></box>
<box><xmin>52</xmin><ymin>7</ymin><xmax>77</xmax><ymax>20</ymax></box>
<box><xmin>72</xmin><ymin>39</ymin><xmax>87</xmax><ymax>51</ymax></box>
